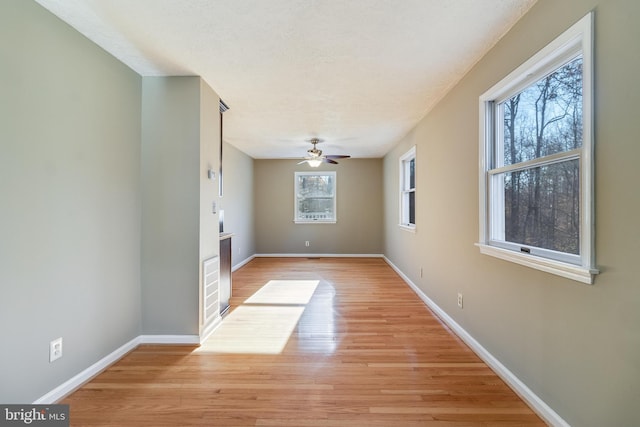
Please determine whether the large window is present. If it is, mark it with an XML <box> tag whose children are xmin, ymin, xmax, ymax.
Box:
<box><xmin>399</xmin><ymin>146</ymin><xmax>416</xmax><ymax>231</ymax></box>
<box><xmin>294</xmin><ymin>171</ymin><xmax>336</xmax><ymax>223</ymax></box>
<box><xmin>478</xmin><ymin>13</ymin><xmax>597</xmax><ymax>284</ymax></box>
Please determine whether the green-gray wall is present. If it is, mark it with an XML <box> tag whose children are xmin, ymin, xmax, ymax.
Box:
<box><xmin>141</xmin><ymin>77</ymin><xmax>221</xmax><ymax>335</ymax></box>
<box><xmin>219</xmin><ymin>141</ymin><xmax>256</xmax><ymax>268</ymax></box>
<box><xmin>0</xmin><ymin>0</ymin><xmax>142</xmax><ymax>403</ymax></box>
<box><xmin>383</xmin><ymin>0</ymin><xmax>640</xmax><ymax>425</ymax></box>
<box><xmin>254</xmin><ymin>159</ymin><xmax>383</xmax><ymax>255</ymax></box>
<box><xmin>0</xmin><ymin>1</ymin><xmax>224</xmax><ymax>402</ymax></box>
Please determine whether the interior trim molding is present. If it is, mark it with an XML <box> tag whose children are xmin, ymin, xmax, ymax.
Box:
<box><xmin>255</xmin><ymin>253</ymin><xmax>384</xmax><ymax>258</ymax></box>
<box><xmin>382</xmin><ymin>256</ymin><xmax>570</xmax><ymax>427</ymax></box>
<box><xmin>34</xmin><ymin>334</ymin><xmax>200</xmax><ymax>404</ymax></box>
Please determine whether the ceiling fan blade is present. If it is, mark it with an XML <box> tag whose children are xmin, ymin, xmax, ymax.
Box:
<box><xmin>324</xmin><ymin>155</ymin><xmax>351</xmax><ymax>159</ymax></box>
<box><xmin>297</xmin><ymin>160</ymin><xmax>310</xmax><ymax>165</ymax></box>
<box><xmin>323</xmin><ymin>158</ymin><xmax>339</xmax><ymax>164</ymax></box>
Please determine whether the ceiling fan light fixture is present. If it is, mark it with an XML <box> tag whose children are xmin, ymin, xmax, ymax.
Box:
<box><xmin>299</xmin><ymin>137</ymin><xmax>351</xmax><ymax>167</ymax></box>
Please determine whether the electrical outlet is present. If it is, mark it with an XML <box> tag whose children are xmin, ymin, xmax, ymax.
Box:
<box><xmin>305</xmin><ymin>241</ymin><xmax>310</xmax><ymax>247</ymax></box>
<box><xmin>457</xmin><ymin>293</ymin><xmax>463</xmax><ymax>309</ymax></box>
<box><xmin>50</xmin><ymin>338</ymin><xmax>63</xmax><ymax>362</ymax></box>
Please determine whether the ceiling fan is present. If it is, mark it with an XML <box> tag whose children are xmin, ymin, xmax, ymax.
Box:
<box><xmin>297</xmin><ymin>138</ymin><xmax>351</xmax><ymax>167</ymax></box>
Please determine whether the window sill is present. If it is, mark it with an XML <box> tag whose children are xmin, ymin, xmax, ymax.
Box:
<box><xmin>475</xmin><ymin>243</ymin><xmax>598</xmax><ymax>284</ymax></box>
<box><xmin>399</xmin><ymin>224</ymin><xmax>416</xmax><ymax>233</ymax></box>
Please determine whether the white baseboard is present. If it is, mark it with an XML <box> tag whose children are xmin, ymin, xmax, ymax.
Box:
<box><xmin>34</xmin><ymin>334</ymin><xmax>200</xmax><ymax>404</ymax></box>
<box><xmin>33</xmin><ymin>336</ymin><xmax>141</xmax><ymax>404</ymax></box>
<box><xmin>254</xmin><ymin>253</ymin><xmax>384</xmax><ymax>258</ymax></box>
<box><xmin>382</xmin><ymin>256</ymin><xmax>569</xmax><ymax>427</ymax></box>
<box><xmin>139</xmin><ymin>335</ymin><xmax>200</xmax><ymax>345</ymax></box>
<box><xmin>199</xmin><ymin>316</ymin><xmax>223</xmax><ymax>344</ymax></box>
<box><xmin>232</xmin><ymin>254</ymin><xmax>255</xmax><ymax>272</ymax></box>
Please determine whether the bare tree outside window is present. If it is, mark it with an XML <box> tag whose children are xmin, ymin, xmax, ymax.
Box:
<box><xmin>479</xmin><ymin>13</ymin><xmax>596</xmax><ymax>283</ymax></box>
<box><xmin>500</xmin><ymin>57</ymin><xmax>583</xmax><ymax>254</ymax></box>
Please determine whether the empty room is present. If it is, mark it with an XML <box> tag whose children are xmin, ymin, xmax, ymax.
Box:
<box><xmin>1</xmin><ymin>0</ymin><xmax>639</xmax><ymax>426</ymax></box>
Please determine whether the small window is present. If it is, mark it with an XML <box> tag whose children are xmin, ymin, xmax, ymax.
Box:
<box><xmin>399</xmin><ymin>146</ymin><xmax>416</xmax><ymax>231</ymax></box>
<box><xmin>478</xmin><ymin>13</ymin><xmax>597</xmax><ymax>284</ymax></box>
<box><xmin>294</xmin><ymin>171</ymin><xmax>336</xmax><ymax>223</ymax></box>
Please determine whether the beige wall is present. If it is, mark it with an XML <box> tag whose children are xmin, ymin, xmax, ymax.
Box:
<box><xmin>383</xmin><ymin>0</ymin><xmax>640</xmax><ymax>425</ymax></box>
<box><xmin>254</xmin><ymin>159</ymin><xmax>383</xmax><ymax>254</ymax></box>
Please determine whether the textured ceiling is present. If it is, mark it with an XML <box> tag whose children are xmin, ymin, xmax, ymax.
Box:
<box><xmin>35</xmin><ymin>0</ymin><xmax>537</xmax><ymax>159</ymax></box>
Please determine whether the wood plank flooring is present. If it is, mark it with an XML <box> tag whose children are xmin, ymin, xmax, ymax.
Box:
<box><xmin>63</xmin><ymin>257</ymin><xmax>545</xmax><ymax>426</ymax></box>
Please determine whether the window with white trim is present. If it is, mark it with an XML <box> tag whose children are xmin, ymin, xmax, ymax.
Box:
<box><xmin>399</xmin><ymin>146</ymin><xmax>416</xmax><ymax>230</ymax></box>
<box><xmin>478</xmin><ymin>13</ymin><xmax>598</xmax><ymax>284</ymax></box>
<box><xmin>294</xmin><ymin>171</ymin><xmax>336</xmax><ymax>223</ymax></box>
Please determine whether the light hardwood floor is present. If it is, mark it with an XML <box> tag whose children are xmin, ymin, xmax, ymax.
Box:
<box><xmin>63</xmin><ymin>257</ymin><xmax>545</xmax><ymax>426</ymax></box>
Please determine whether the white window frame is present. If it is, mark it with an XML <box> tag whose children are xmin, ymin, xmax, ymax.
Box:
<box><xmin>294</xmin><ymin>171</ymin><xmax>337</xmax><ymax>224</ymax></box>
<box><xmin>477</xmin><ymin>12</ymin><xmax>598</xmax><ymax>284</ymax></box>
<box><xmin>399</xmin><ymin>146</ymin><xmax>416</xmax><ymax>232</ymax></box>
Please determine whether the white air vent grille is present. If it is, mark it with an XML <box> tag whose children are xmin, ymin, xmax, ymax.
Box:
<box><xmin>203</xmin><ymin>256</ymin><xmax>220</xmax><ymax>327</ymax></box>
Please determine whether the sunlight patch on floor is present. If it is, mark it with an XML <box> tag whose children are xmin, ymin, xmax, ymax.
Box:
<box><xmin>197</xmin><ymin>305</ymin><xmax>305</xmax><ymax>354</ymax></box>
<box><xmin>196</xmin><ymin>280</ymin><xmax>320</xmax><ymax>354</ymax></box>
<box><xmin>245</xmin><ymin>279</ymin><xmax>320</xmax><ymax>305</ymax></box>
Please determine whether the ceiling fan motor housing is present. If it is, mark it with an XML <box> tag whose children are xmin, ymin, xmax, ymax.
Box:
<box><xmin>307</xmin><ymin>147</ymin><xmax>322</xmax><ymax>157</ymax></box>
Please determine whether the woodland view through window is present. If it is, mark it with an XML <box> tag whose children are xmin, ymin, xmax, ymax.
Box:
<box><xmin>478</xmin><ymin>13</ymin><xmax>596</xmax><ymax>283</ymax></box>
<box><xmin>499</xmin><ymin>56</ymin><xmax>582</xmax><ymax>256</ymax></box>
<box><xmin>294</xmin><ymin>171</ymin><xmax>336</xmax><ymax>223</ymax></box>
